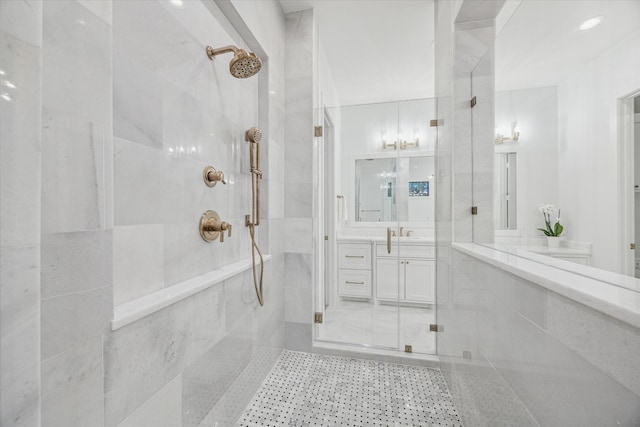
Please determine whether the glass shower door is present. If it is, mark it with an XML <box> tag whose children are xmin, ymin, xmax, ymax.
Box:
<box><xmin>316</xmin><ymin>102</ymin><xmax>401</xmax><ymax>351</ymax></box>
<box><xmin>397</xmin><ymin>98</ymin><xmax>437</xmax><ymax>355</ymax></box>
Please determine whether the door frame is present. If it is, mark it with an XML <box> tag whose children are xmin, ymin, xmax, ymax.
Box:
<box><xmin>618</xmin><ymin>91</ymin><xmax>640</xmax><ymax>276</ymax></box>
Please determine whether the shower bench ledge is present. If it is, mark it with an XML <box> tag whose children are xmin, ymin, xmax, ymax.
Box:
<box><xmin>111</xmin><ymin>254</ymin><xmax>271</xmax><ymax>330</ymax></box>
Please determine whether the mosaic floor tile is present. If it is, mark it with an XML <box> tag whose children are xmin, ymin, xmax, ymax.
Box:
<box><xmin>237</xmin><ymin>350</ymin><xmax>462</xmax><ymax>427</ymax></box>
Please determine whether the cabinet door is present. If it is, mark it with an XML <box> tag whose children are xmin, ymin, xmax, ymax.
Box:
<box><xmin>376</xmin><ymin>258</ymin><xmax>401</xmax><ymax>300</ymax></box>
<box><xmin>404</xmin><ymin>259</ymin><xmax>435</xmax><ymax>303</ymax></box>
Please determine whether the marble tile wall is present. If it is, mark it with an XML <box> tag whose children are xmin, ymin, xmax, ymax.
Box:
<box><xmin>2</xmin><ymin>0</ymin><xmax>286</xmax><ymax>426</ymax></box>
<box><xmin>0</xmin><ymin>1</ymin><xmax>42</xmax><ymax>425</ymax></box>
<box><xmin>284</xmin><ymin>9</ymin><xmax>315</xmax><ymax>352</ymax></box>
<box><xmin>106</xmin><ymin>0</ymin><xmax>286</xmax><ymax>426</ymax></box>
<box><xmin>450</xmin><ymin>249</ymin><xmax>640</xmax><ymax>425</ymax></box>
<box><xmin>39</xmin><ymin>1</ymin><xmax>113</xmax><ymax>426</ymax></box>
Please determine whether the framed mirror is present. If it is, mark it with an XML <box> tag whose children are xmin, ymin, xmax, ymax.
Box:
<box><xmin>350</xmin><ymin>153</ymin><xmax>435</xmax><ymax>225</ymax></box>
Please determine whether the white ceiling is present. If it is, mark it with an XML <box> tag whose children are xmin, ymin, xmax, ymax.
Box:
<box><xmin>279</xmin><ymin>0</ymin><xmax>435</xmax><ymax>106</ymax></box>
<box><xmin>496</xmin><ymin>0</ymin><xmax>640</xmax><ymax>92</ymax></box>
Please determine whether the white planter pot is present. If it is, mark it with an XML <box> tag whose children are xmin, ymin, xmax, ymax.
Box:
<box><xmin>547</xmin><ymin>236</ymin><xmax>561</xmax><ymax>248</ymax></box>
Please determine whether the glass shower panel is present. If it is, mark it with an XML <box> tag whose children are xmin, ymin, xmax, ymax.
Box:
<box><xmin>471</xmin><ymin>50</ymin><xmax>495</xmax><ymax>244</ymax></box>
<box><xmin>397</xmin><ymin>98</ymin><xmax>437</xmax><ymax>355</ymax></box>
<box><xmin>316</xmin><ymin>102</ymin><xmax>401</xmax><ymax>350</ymax></box>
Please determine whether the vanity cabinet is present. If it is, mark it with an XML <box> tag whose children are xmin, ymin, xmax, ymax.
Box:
<box><xmin>337</xmin><ymin>242</ymin><xmax>372</xmax><ymax>298</ymax></box>
<box><xmin>375</xmin><ymin>244</ymin><xmax>435</xmax><ymax>304</ymax></box>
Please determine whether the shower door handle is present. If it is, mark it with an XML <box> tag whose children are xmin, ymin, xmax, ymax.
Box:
<box><xmin>387</xmin><ymin>227</ymin><xmax>391</xmax><ymax>254</ymax></box>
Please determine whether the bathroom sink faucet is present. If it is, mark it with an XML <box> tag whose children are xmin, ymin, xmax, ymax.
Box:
<box><xmin>400</xmin><ymin>227</ymin><xmax>404</xmax><ymax>237</ymax></box>
<box><xmin>406</xmin><ymin>230</ymin><xmax>413</xmax><ymax>237</ymax></box>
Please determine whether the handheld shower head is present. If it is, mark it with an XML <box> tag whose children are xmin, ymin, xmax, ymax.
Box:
<box><xmin>206</xmin><ymin>45</ymin><xmax>262</xmax><ymax>79</ymax></box>
<box><xmin>245</xmin><ymin>127</ymin><xmax>262</xmax><ymax>143</ymax></box>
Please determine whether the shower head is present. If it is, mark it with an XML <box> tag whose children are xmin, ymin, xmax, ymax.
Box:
<box><xmin>206</xmin><ymin>45</ymin><xmax>262</xmax><ymax>79</ymax></box>
<box><xmin>245</xmin><ymin>127</ymin><xmax>262</xmax><ymax>143</ymax></box>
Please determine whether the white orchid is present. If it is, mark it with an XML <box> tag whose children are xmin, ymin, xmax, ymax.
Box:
<box><xmin>537</xmin><ymin>204</ymin><xmax>563</xmax><ymax>237</ymax></box>
<box><xmin>538</xmin><ymin>204</ymin><xmax>557</xmax><ymax>215</ymax></box>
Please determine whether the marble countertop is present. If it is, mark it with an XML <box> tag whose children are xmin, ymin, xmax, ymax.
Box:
<box><xmin>337</xmin><ymin>235</ymin><xmax>435</xmax><ymax>244</ymax></box>
<box><xmin>452</xmin><ymin>243</ymin><xmax>640</xmax><ymax>329</ymax></box>
<box><xmin>487</xmin><ymin>243</ymin><xmax>591</xmax><ymax>256</ymax></box>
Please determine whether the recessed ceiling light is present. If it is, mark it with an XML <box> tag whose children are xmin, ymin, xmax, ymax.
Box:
<box><xmin>169</xmin><ymin>0</ymin><xmax>184</xmax><ymax>8</ymax></box>
<box><xmin>579</xmin><ymin>16</ymin><xmax>604</xmax><ymax>31</ymax></box>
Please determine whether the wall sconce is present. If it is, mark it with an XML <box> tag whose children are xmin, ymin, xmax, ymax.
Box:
<box><xmin>382</xmin><ymin>135</ymin><xmax>419</xmax><ymax>150</ymax></box>
<box><xmin>495</xmin><ymin>122</ymin><xmax>520</xmax><ymax>144</ymax></box>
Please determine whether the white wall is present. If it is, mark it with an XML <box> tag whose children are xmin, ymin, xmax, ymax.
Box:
<box><xmin>495</xmin><ymin>87</ymin><xmax>558</xmax><ymax>237</ymax></box>
<box><xmin>557</xmin><ymin>29</ymin><xmax>640</xmax><ymax>273</ymax></box>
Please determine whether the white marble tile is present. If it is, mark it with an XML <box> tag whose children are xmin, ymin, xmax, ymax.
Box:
<box><xmin>284</xmin><ymin>321</ymin><xmax>312</xmax><ymax>352</ymax></box>
<box><xmin>113</xmin><ymin>224</ymin><xmax>165</xmax><ymax>306</ymax></box>
<box><xmin>284</xmin><ymin>285</ymin><xmax>312</xmax><ymax>324</ymax></box>
<box><xmin>451</xmin><ymin>248</ymin><xmax>640</xmax><ymax>425</ymax></box>
<box><xmin>284</xmin><ymin>252</ymin><xmax>312</xmax><ymax>288</ymax></box>
<box><xmin>0</xmin><ymin>0</ymin><xmax>42</xmax><ymax>47</ymax></box>
<box><xmin>77</xmin><ymin>0</ymin><xmax>113</xmax><ymax>25</ymax></box>
<box><xmin>41</xmin><ymin>108</ymin><xmax>108</xmax><ymax>234</ymax></box>
<box><xmin>253</xmin><ymin>296</ymin><xmax>286</xmax><ymax>350</ymax></box>
<box><xmin>0</xmin><ymin>31</ymin><xmax>42</xmax><ymax>249</ymax></box>
<box><xmin>113</xmin><ymin>137</ymin><xmax>176</xmax><ymax>226</ymax></box>
<box><xmin>284</xmin><ymin>181</ymin><xmax>313</xmax><ymax>218</ymax></box>
<box><xmin>41</xmin><ymin>338</ymin><xmax>104</xmax><ymax>427</ymax></box>
<box><xmin>182</xmin><ymin>334</ymin><xmax>252</xmax><ymax>427</ymax></box>
<box><xmin>0</xmin><ymin>246</ymin><xmax>40</xmax><ymax>427</ymax></box>
<box><xmin>105</xmin><ymin>284</ymin><xmax>225</xmax><ymax>427</ymax></box>
<box><xmin>283</xmin><ymin>219</ymin><xmax>313</xmax><ymax>254</ymax></box>
<box><xmin>41</xmin><ymin>230</ymin><xmax>112</xmax><ymax>298</ymax></box>
<box><xmin>546</xmin><ymin>292</ymin><xmax>640</xmax><ymax>398</ymax></box>
<box><xmin>198</xmin><ymin>347</ymin><xmax>282</xmax><ymax>427</ymax></box>
<box><xmin>489</xmin><ymin>301</ymin><xmax>640</xmax><ymax>426</ymax></box>
<box><xmin>224</xmin><ymin>270</ymin><xmax>259</xmax><ymax>333</ymax></box>
<box><xmin>113</xmin><ymin>50</ymin><xmax>163</xmax><ymax>149</ymax></box>
<box><xmin>117</xmin><ymin>375</ymin><xmax>181</xmax><ymax>427</ymax></box>
<box><xmin>41</xmin><ymin>285</ymin><xmax>111</xmax><ymax>361</ymax></box>
<box><xmin>43</xmin><ymin>0</ymin><xmax>112</xmax><ymax>125</ymax></box>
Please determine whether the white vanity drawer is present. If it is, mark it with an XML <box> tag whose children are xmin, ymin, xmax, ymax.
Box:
<box><xmin>338</xmin><ymin>243</ymin><xmax>371</xmax><ymax>269</ymax></box>
<box><xmin>338</xmin><ymin>269</ymin><xmax>372</xmax><ymax>298</ymax></box>
<box><xmin>376</xmin><ymin>243</ymin><xmax>435</xmax><ymax>259</ymax></box>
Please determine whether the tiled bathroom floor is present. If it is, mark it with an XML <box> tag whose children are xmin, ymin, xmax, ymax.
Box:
<box><xmin>236</xmin><ymin>350</ymin><xmax>462</xmax><ymax>427</ymax></box>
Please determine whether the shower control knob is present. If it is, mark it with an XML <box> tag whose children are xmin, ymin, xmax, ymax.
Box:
<box><xmin>219</xmin><ymin>222</ymin><xmax>232</xmax><ymax>243</ymax></box>
<box><xmin>199</xmin><ymin>210</ymin><xmax>232</xmax><ymax>243</ymax></box>
<box><xmin>203</xmin><ymin>166</ymin><xmax>226</xmax><ymax>187</ymax></box>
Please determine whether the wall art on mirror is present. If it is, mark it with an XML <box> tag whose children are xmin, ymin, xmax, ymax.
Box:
<box><xmin>409</xmin><ymin>181</ymin><xmax>429</xmax><ymax>197</ymax></box>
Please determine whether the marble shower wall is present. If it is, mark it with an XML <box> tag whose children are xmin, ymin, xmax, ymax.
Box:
<box><xmin>0</xmin><ymin>1</ymin><xmax>43</xmax><ymax>426</ymax></box>
<box><xmin>107</xmin><ymin>1</ymin><xmax>286</xmax><ymax>426</ymax></box>
<box><xmin>1</xmin><ymin>0</ymin><xmax>286</xmax><ymax>426</ymax></box>
<box><xmin>283</xmin><ymin>9</ymin><xmax>316</xmax><ymax>352</ymax></box>
<box><xmin>39</xmin><ymin>1</ymin><xmax>113</xmax><ymax>426</ymax></box>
